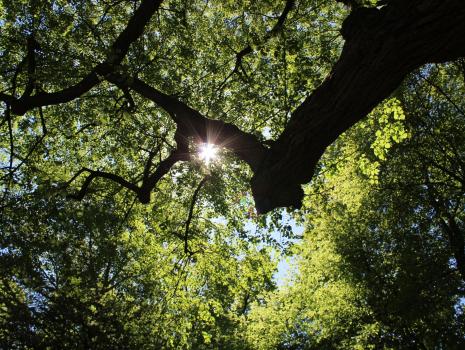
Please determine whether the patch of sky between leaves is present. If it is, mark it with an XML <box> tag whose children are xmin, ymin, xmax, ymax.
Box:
<box><xmin>273</xmin><ymin>216</ymin><xmax>303</xmax><ymax>287</ymax></box>
<box><xmin>212</xmin><ymin>212</ymin><xmax>303</xmax><ymax>288</ymax></box>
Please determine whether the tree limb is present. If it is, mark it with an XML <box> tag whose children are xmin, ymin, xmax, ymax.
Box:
<box><xmin>67</xmin><ymin>129</ymin><xmax>191</xmax><ymax>203</ymax></box>
<box><xmin>21</xmin><ymin>35</ymin><xmax>40</xmax><ymax>99</ymax></box>
<box><xmin>251</xmin><ymin>0</ymin><xmax>465</xmax><ymax>213</ymax></box>
<box><xmin>138</xmin><ymin>144</ymin><xmax>190</xmax><ymax>204</ymax></box>
<box><xmin>107</xmin><ymin>0</ymin><xmax>465</xmax><ymax>214</ymax></box>
<box><xmin>425</xmin><ymin>171</ymin><xmax>465</xmax><ymax>282</ymax></box>
<box><xmin>1</xmin><ymin>0</ymin><xmax>164</xmax><ymax>116</ymax></box>
<box><xmin>230</xmin><ymin>0</ymin><xmax>295</xmax><ymax>80</ymax></box>
<box><xmin>5</xmin><ymin>107</ymin><xmax>48</xmax><ymax>177</ymax></box>
<box><xmin>421</xmin><ymin>73</ymin><xmax>465</xmax><ymax>118</ymax></box>
<box><xmin>111</xmin><ymin>76</ymin><xmax>268</xmax><ymax>171</ymax></box>
<box><xmin>68</xmin><ymin>168</ymin><xmax>140</xmax><ymax>200</ymax></box>
<box><xmin>7</xmin><ymin>0</ymin><xmax>465</xmax><ymax>216</ymax></box>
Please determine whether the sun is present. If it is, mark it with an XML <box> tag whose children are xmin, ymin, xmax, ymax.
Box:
<box><xmin>199</xmin><ymin>143</ymin><xmax>218</xmax><ymax>165</ymax></box>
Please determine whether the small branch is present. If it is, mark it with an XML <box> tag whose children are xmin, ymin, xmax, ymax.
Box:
<box><xmin>425</xmin><ymin>171</ymin><xmax>465</xmax><ymax>281</ymax></box>
<box><xmin>143</xmin><ymin>148</ymin><xmax>158</xmax><ymax>182</ymax></box>
<box><xmin>6</xmin><ymin>107</ymin><xmax>48</xmax><ymax>176</ymax></box>
<box><xmin>21</xmin><ymin>35</ymin><xmax>40</xmax><ymax>99</ymax></box>
<box><xmin>418</xmin><ymin>152</ymin><xmax>465</xmax><ymax>187</ymax></box>
<box><xmin>232</xmin><ymin>46</ymin><xmax>252</xmax><ymax>79</ymax></box>
<box><xmin>66</xmin><ymin>122</ymin><xmax>98</xmax><ymax>139</ymax></box>
<box><xmin>231</xmin><ymin>0</ymin><xmax>295</xmax><ymax>79</ymax></box>
<box><xmin>6</xmin><ymin>107</ymin><xmax>14</xmax><ymax>175</ymax></box>
<box><xmin>421</xmin><ymin>74</ymin><xmax>465</xmax><ymax>118</ymax></box>
<box><xmin>2</xmin><ymin>0</ymin><xmax>164</xmax><ymax>115</ymax></box>
<box><xmin>11</xmin><ymin>58</ymin><xmax>26</xmax><ymax>97</ymax></box>
<box><xmin>460</xmin><ymin>58</ymin><xmax>465</xmax><ymax>84</ymax></box>
<box><xmin>67</xmin><ymin>135</ymin><xmax>189</xmax><ymax>204</ymax></box>
<box><xmin>122</xmin><ymin>87</ymin><xmax>136</xmax><ymax>112</ymax></box>
<box><xmin>68</xmin><ymin>168</ymin><xmax>139</xmax><ymax>200</ymax></box>
<box><xmin>63</xmin><ymin>167</ymin><xmax>89</xmax><ymax>188</ymax></box>
<box><xmin>184</xmin><ymin>176</ymin><xmax>209</xmax><ymax>254</ymax></box>
<box><xmin>39</xmin><ymin>106</ymin><xmax>47</xmax><ymax>135</ymax></box>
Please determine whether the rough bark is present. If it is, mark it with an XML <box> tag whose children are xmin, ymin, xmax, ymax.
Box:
<box><xmin>251</xmin><ymin>0</ymin><xmax>465</xmax><ymax>213</ymax></box>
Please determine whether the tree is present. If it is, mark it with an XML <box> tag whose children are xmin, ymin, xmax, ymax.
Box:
<box><xmin>1</xmin><ymin>0</ymin><xmax>464</xmax><ymax>214</ymax></box>
<box><xmin>2</xmin><ymin>1</ymin><xmax>465</xmax><ymax>348</ymax></box>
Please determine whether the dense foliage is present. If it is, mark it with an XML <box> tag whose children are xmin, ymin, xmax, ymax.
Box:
<box><xmin>245</xmin><ymin>64</ymin><xmax>465</xmax><ymax>349</ymax></box>
<box><xmin>1</xmin><ymin>0</ymin><xmax>465</xmax><ymax>348</ymax></box>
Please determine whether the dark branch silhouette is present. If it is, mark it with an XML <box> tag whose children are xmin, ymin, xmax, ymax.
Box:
<box><xmin>21</xmin><ymin>35</ymin><xmax>40</xmax><ymax>98</ymax></box>
<box><xmin>68</xmin><ymin>127</ymin><xmax>191</xmax><ymax>203</ymax></box>
<box><xmin>68</xmin><ymin>168</ymin><xmax>140</xmax><ymax>201</ymax></box>
<box><xmin>229</xmin><ymin>0</ymin><xmax>295</xmax><ymax>82</ymax></box>
<box><xmin>251</xmin><ymin>0</ymin><xmax>465</xmax><ymax>213</ymax></box>
<box><xmin>184</xmin><ymin>176</ymin><xmax>209</xmax><ymax>254</ymax></box>
<box><xmin>0</xmin><ymin>0</ymin><xmax>164</xmax><ymax>115</ymax></box>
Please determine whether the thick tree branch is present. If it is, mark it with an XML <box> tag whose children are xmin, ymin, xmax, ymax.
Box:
<box><xmin>7</xmin><ymin>0</ymin><xmax>465</xmax><ymax>217</ymax></box>
<box><xmin>68</xmin><ymin>128</ymin><xmax>191</xmax><ymax>203</ymax></box>
<box><xmin>107</xmin><ymin>75</ymin><xmax>268</xmax><ymax>171</ymax></box>
<box><xmin>251</xmin><ymin>0</ymin><xmax>465</xmax><ymax>213</ymax></box>
<box><xmin>84</xmin><ymin>71</ymin><xmax>268</xmax><ymax>204</ymax></box>
<box><xmin>107</xmin><ymin>0</ymin><xmax>465</xmax><ymax>214</ymax></box>
<box><xmin>1</xmin><ymin>0</ymin><xmax>164</xmax><ymax>116</ymax></box>
<box><xmin>0</xmin><ymin>93</ymin><xmax>15</xmax><ymax>105</ymax></box>
<box><xmin>68</xmin><ymin>168</ymin><xmax>140</xmax><ymax>200</ymax></box>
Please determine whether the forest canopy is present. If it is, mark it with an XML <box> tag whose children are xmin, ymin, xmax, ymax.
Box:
<box><xmin>1</xmin><ymin>0</ymin><xmax>465</xmax><ymax>348</ymax></box>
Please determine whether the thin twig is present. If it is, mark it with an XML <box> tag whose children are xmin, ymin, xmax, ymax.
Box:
<box><xmin>183</xmin><ymin>176</ymin><xmax>209</xmax><ymax>254</ymax></box>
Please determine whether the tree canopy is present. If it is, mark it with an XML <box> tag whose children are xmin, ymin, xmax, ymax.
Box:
<box><xmin>1</xmin><ymin>0</ymin><xmax>464</xmax><ymax>213</ymax></box>
<box><xmin>1</xmin><ymin>0</ymin><xmax>465</xmax><ymax>348</ymax></box>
